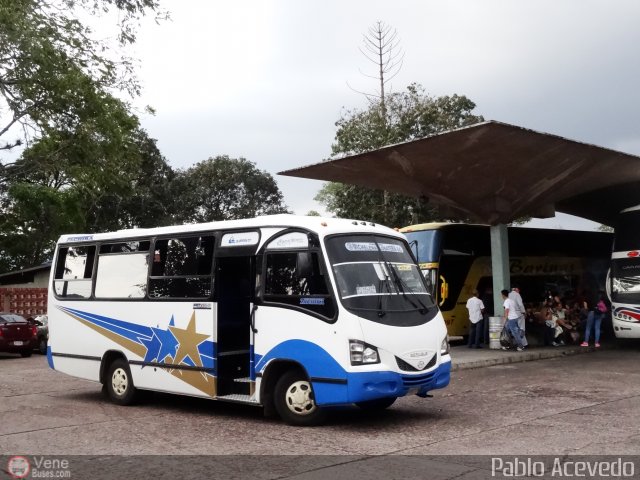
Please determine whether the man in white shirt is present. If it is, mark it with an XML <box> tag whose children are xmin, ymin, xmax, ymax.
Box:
<box><xmin>502</xmin><ymin>289</ymin><xmax>525</xmax><ymax>351</ymax></box>
<box><xmin>465</xmin><ymin>289</ymin><xmax>485</xmax><ymax>348</ymax></box>
<box><xmin>508</xmin><ymin>286</ymin><xmax>528</xmax><ymax>347</ymax></box>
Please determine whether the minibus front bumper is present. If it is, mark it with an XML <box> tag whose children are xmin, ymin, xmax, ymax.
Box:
<box><xmin>312</xmin><ymin>358</ymin><xmax>451</xmax><ymax>406</ymax></box>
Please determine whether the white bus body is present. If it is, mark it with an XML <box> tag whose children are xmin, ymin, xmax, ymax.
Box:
<box><xmin>47</xmin><ymin>215</ymin><xmax>451</xmax><ymax>425</ymax></box>
<box><xmin>611</xmin><ymin>206</ymin><xmax>640</xmax><ymax>338</ymax></box>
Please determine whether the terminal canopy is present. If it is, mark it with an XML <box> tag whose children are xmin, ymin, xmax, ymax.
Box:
<box><xmin>280</xmin><ymin>121</ymin><xmax>640</xmax><ymax>225</ymax></box>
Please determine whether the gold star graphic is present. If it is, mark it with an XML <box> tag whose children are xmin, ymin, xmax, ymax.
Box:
<box><xmin>169</xmin><ymin>312</ymin><xmax>209</xmax><ymax>368</ymax></box>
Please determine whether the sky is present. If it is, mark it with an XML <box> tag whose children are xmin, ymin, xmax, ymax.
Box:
<box><xmin>126</xmin><ymin>0</ymin><xmax>640</xmax><ymax>231</ymax></box>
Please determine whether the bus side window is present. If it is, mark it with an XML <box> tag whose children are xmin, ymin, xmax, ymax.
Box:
<box><xmin>265</xmin><ymin>252</ymin><xmax>307</xmax><ymax>295</ymax></box>
<box><xmin>149</xmin><ymin>236</ymin><xmax>214</xmax><ymax>298</ymax></box>
<box><xmin>94</xmin><ymin>242</ymin><xmax>150</xmax><ymax>299</ymax></box>
<box><xmin>53</xmin><ymin>245</ymin><xmax>96</xmax><ymax>299</ymax></box>
<box><xmin>264</xmin><ymin>251</ymin><xmax>334</xmax><ymax>319</ymax></box>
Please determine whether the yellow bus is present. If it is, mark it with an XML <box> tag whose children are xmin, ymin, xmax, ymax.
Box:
<box><xmin>400</xmin><ymin>223</ymin><xmax>613</xmax><ymax>338</ymax></box>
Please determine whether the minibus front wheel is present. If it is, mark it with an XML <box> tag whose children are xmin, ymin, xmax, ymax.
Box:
<box><xmin>274</xmin><ymin>370</ymin><xmax>327</xmax><ymax>426</ymax></box>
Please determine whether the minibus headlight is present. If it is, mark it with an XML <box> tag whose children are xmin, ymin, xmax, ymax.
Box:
<box><xmin>440</xmin><ymin>336</ymin><xmax>450</xmax><ymax>355</ymax></box>
<box><xmin>349</xmin><ymin>340</ymin><xmax>380</xmax><ymax>365</ymax></box>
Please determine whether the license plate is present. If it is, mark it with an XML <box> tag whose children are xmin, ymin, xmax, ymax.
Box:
<box><xmin>13</xmin><ymin>341</ymin><xmax>23</xmax><ymax>346</ymax></box>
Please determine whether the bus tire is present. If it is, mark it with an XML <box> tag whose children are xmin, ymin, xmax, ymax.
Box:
<box><xmin>105</xmin><ymin>358</ymin><xmax>138</xmax><ymax>406</ymax></box>
<box><xmin>274</xmin><ymin>370</ymin><xmax>326</xmax><ymax>426</ymax></box>
<box><xmin>355</xmin><ymin>397</ymin><xmax>396</xmax><ymax>411</ymax></box>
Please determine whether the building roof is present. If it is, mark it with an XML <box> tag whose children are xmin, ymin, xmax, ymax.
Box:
<box><xmin>280</xmin><ymin>121</ymin><xmax>640</xmax><ymax>225</ymax></box>
<box><xmin>0</xmin><ymin>262</ymin><xmax>51</xmax><ymax>285</ymax></box>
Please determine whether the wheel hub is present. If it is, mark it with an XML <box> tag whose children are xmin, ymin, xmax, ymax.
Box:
<box><xmin>112</xmin><ymin>367</ymin><xmax>128</xmax><ymax>396</ymax></box>
<box><xmin>285</xmin><ymin>380</ymin><xmax>316</xmax><ymax>415</ymax></box>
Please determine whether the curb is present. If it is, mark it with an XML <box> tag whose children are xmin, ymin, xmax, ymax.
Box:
<box><xmin>450</xmin><ymin>345</ymin><xmax>598</xmax><ymax>372</ymax></box>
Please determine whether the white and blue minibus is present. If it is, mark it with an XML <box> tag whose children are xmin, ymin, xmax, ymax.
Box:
<box><xmin>47</xmin><ymin>215</ymin><xmax>450</xmax><ymax>425</ymax></box>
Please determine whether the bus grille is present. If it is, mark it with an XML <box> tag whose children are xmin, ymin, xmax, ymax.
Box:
<box><xmin>395</xmin><ymin>354</ymin><xmax>437</xmax><ymax>372</ymax></box>
<box><xmin>400</xmin><ymin>371</ymin><xmax>436</xmax><ymax>388</ymax></box>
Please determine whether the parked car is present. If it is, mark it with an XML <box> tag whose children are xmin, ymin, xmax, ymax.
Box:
<box><xmin>33</xmin><ymin>315</ymin><xmax>48</xmax><ymax>354</ymax></box>
<box><xmin>0</xmin><ymin>313</ymin><xmax>37</xmax><ymax>357</ymax></box>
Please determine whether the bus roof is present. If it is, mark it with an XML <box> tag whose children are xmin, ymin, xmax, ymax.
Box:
<box><xmin>400</xmin><ymin>222</ymin><xmax>613</xmax><ymax>258</ymax></box>
<box><xmin>400</xmin><ymin>222</ymin><xmax>483</xmax><ymax>232</ymax></box>
<box><xmin>57</xmin><ymin>214</ymin><xmax>401</xmax><ymax>244</ymax></box>
<box><xmin>400</xmin><ymin>222</ymin><xmax>606</xmax><ymax>236</ymax></box>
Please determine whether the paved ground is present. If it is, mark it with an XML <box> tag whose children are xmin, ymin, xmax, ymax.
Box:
<box><xmin>1</xmin><ymin>344</ymin><xmax>639</xmax><ymax>478</ymax></box>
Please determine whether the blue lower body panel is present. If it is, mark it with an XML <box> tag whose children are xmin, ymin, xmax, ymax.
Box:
<box><xmin>46</xmin><ymin>345</ymin><xmax>54</xmax><ymax>370</ymax></box>
<box><xmin>256</xmin><ymin>339</ymin><xmax>451</xmax><ymax>407</ymax></box>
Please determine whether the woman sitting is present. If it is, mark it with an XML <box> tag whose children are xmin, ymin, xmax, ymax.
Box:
<box><xmin>543</xmin><ymin>301</ymin><xmax>566</xmax><ymax>346</ymax></box>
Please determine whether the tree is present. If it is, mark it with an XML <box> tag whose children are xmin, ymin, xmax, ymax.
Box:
<box><xmin>317</xmin><ymin>21</ymin><xmax>483</xmax><ymax>227</ymax></box>
<box><xmin>351</xmin><ymin>21</ymin><xmax>404</xmax><ymax>119</ymax></box>
<box><xmin>76</xmin><ymin>128</ymin><xmax>177</xmax><ymax>232</ymax></box>
<box><xmin>174</xmin><ymin>156</ymin><xmax>290</xmax><ymax>222</ymax></box>
<box><xmin>317</xmin><ymin>83</ymin><xmax>484</xmax><ymax>226</ymax></box>
<box><xmin>0</xmin><ymin>182</ymin><xmax>83</xmax><ymax>271</ymax></box>
<box><xmin>0</xmin><ymin>120</ymin><xmax>175</xmax><ymax>271</ymax></box>
<box><xmin>0</xmin><ymin>0</ymin><xmax>168</xmax><ymax>271</ymax></box>
<box><xmin>0</xmin><ymin>0</ymin><xmax>164</xmax><ymax>156</ymax></box>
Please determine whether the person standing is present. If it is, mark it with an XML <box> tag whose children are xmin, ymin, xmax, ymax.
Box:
<box><xmin>502</xmin><ymin>289</ymin><xmax>525</xmax><ymax>352</ymax></box>
<box><xmin>581</xmin><ymin>294</ymin><xmax>607</xmax><ymax>348</ymax></box>
<box><xmin>466</xmin><ymin>289</ymin><xmax>485</xmax><ymax>348</ymax></box>
<box><xmin>508</xmin><ymin>286</ymin><xmax>528</xmax><ymax>348</ymax></box>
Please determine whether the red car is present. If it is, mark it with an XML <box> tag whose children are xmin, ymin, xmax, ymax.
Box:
<box><xmin>0</xmin><ymin>313</ymin><xmax>37</xmax><ymax>357</ymax></box>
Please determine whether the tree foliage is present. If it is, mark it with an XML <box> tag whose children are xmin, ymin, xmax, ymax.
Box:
<box><xmin>0</xmin><ymin>0</ymin><xmax>164</xmax><ymax>154</ymax></box>
<box><xmin>0</xmin><ymin>0</ymin><xmax>169</xmax><ymax>271</ymax></box>
<box><xmin>317</xmin><ymin>83</ymin><xmax>484</xmax><ymax>226</ymax></box>
<box><xmin>332</xmin><ymin>83</ymin><xmax>483</xmax><ymax>156</ymax></box>
<box><xmin>174</xmin><ymin>156</ymin><xmax>290</xmax><ymax>223</ymax></box>
<box><xmin>0</xmin><ymin>123</ymin><xmax>175</xmax><ymax>271</ymax></box>
<box><xmin>0</xmin><ymin>182</ymin><xmax>83</xmax><ymax>270</ymax></box>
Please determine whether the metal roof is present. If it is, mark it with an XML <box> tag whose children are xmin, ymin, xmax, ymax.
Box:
<box><xmin>280</xmin><ymin>121</ymin><xmax>640</xmax><ymax>225</ymax></box>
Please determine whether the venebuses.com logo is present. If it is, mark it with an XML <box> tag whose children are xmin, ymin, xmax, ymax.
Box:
<box><xmin>6</xmin><ymin>455</ymin><xmax>71</xmax><ymax>479</ymax></box>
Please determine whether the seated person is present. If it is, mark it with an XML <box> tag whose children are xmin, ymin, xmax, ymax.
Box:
<box><xmin>543</xmin><ymin>303</ymin><xmax>565</xmax><ymax>346</ymax></box>
<box><xmin>561</xmin><ymin>302</ymin><xmax>581</xmax><ymax>344</ymax></box>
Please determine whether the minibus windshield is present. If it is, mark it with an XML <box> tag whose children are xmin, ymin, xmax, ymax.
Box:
<box><xmin>325</xmin><ymin>235</ymin><xmax>437</xmax><ymax>326</ymax></box>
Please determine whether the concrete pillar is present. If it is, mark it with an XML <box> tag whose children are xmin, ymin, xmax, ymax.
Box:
<box><xmin>490</xmin><ymin>224</ymin><xmax>510</xmax><ymax>316</ymax></box>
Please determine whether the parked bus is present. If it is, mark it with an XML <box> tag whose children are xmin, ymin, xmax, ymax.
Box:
<box><xmin>610</xmin><ymin>205</ymin><xmax>640</xmax><ymax>338</ymax></box>
<box><xmin>400</xmin><ymin>223</ymin><xmax>613</xmax><ymax>338</ymax></box>
<box><xmin>47</xmin><ymin>215</ymin><xmax>450</xmax><ymax>425</ymax></box>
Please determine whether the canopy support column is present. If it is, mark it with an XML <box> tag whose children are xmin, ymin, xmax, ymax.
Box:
<box><xmin>490</xmin><ymin>223</ymin><xmax>510</xmax><ymax>316</ymax></box>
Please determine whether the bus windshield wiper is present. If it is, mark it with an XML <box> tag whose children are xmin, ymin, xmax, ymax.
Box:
<box><xmin>384</xmin><ymin>260</ymin><xmax>430</xmax><ymax>314</ymax></box>
<box><xmin>377</xmin><ymin>278</ymin><xmax>386</xmax><ymax>317</ymax></box>
<box><xmin>376</xmin><ymin>264</ymin><xmax>392</xmax><ymax>317</ymax></box>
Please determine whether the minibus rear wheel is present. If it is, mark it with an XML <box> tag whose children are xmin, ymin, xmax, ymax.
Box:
<box><xmin>105</xmin><ymin>358</ymin><xmax>138</xmax><ymax>406</ymax></box>
<box><xmin>274</xmin><ymin>370</ymin><xmax>327</xmax><ymax>426</ymax></box>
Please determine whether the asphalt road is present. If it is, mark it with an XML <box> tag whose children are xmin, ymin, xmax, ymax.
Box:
<box><xmin>1</xmin><ymin>348</ymin><xmax>639</xmax><ymax>478</ymax></box>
